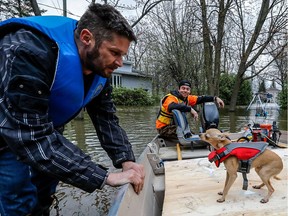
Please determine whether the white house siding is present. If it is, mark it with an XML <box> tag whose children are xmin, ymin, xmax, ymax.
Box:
<box><xmin>112</xmin><ymin>60</ymin><xmax>152</xmax><ymax>93</ymax></box>
<box><xmin>121</xmin><ymin>75</ymin><xmax>152</xmax><ymax>93</ymax></box>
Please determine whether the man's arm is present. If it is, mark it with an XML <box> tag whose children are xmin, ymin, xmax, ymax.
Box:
<box><xmin>196</xmin><ymin>95</ymin><xmax>225</xmax><ymax>108</ymax></box>
<box><xmin>0</xmin><ymin>29</ymin><xmax>108</xmax><ymax>192</ymax></box>
<box><xmin>86</xmin><ymin>82</ymin><xmax>145</xmax><ymax>193</ymax></box>
<box><xmin>86</xmin><ymin>82</ymin><xmax>135</xmax><ymax>168</ymax></box>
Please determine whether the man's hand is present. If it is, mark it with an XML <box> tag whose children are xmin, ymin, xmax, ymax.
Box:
<box><xmin>190</xmin><ymin>108</ymin><xmax>198</xmax><ymax>121</ymax></box>
<box><xmin>122</xmin><ymin>161</ymin><xmax>145</xmax><ymax>194</ymax></box>
<box><xmin>215</xmin><ymin>97</ymin><xmax>225</xmax><ymax>108</ymax></box>
<box><xmin>106</xmin><ymin>161</ymin><xmax>145</xmax><ymax>194</ymax></box>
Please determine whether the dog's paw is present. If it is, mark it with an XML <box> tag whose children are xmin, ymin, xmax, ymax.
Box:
<box><xmin>252</xmin><ymin>185</ymin><xmax>261</xmax><ymax>189</ymax></box>
<box><xmin>218</xmin><ymin>191</ymin><xmax>223</xmax><ymax>195</ymax></box>
<box><xmin>217</xmin><ymin>198</ymin><xmax>225</xmax><ymax>203</ymax></box>
<box><xmin>260</xmin><ymin>198</ymin><xmax>269</xmax><ymax>203</ymax></box>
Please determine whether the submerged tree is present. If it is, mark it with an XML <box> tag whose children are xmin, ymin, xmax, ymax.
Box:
<box><xmin>228</xmin><ymin>0</ymin><xmax>287</xmax><ymax>111</ymax></box>
<box><xmin>199</xmin><ymin>0</ymin><xmax>233</xmax><ymax>95</ymax></box>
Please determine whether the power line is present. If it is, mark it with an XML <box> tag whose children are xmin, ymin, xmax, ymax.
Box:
<box><xmin>38</xmin><ymin>2</ymin><xmax>81</xmax><ymax>17</ymax></box>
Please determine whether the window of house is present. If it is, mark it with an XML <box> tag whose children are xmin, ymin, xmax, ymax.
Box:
<box><xmin>111</xmin><ymin>74</ymin><xmax>122</xmax><ymax>88</ymax></box>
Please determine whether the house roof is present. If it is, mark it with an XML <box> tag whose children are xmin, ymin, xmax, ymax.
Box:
<box><xmin>114</xmin><ymin>70</ymin><xmax>149</xmax><ymax>77</ymax></box>
<box><xmin>114</xmin><ymin>60</ymin><xmax>152</xmax><ymax>78</ymax></box>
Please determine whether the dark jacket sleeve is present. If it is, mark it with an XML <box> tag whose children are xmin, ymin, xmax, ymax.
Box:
<box><xmin>168</xmin><ymin>95</ymin><xmax>214</xmax><ymax>112</ymax></box>
<box><xmin>86</xmin><ymin>81</ymin><xmax>135</xmax><ymax>169</ymax></box>
<box><xmin>196</xmin><ymin>95</ymin><xmax>214</xmax><ymax>104</ymax></box>
<box><xmin>168</xmin><ymin>102</ymin><xmax>192</xmax><ymax>112</ymax></box>
<box><xmin>0</xmin><ymin>28</ymin><xmax>108</xmax><ymax>193</ymax></box>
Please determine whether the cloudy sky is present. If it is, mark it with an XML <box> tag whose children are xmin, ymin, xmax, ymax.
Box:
<box><xmin>37</xmin><ymin>0</ymin><xmax>90</xmax><ymax>19</ymax></box>
<box><xmin>37</xmin><ymin>0</ymin><xmax>136</xmax><ymax>20</ymax></box>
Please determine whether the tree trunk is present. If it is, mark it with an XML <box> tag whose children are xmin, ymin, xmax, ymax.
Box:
<box><xmin>213</xmin><ymin>0</ymin><xmax>230</xmax><ymax>95</ymax></box>
<box><xmin>229</xmin><ymin>0</ymin><xmax>270</xmax><ymax>111</ymax></box>
<box><xmin>229</xmin><ymin>72</ymin><xmax>242</xmax><ymax>111</ymax></box>
<box><xmin>200</xmin><ymin>0</ymin><xmax>213</xmax><ymax>94</ymax></box>
<box><xmin>30</xmin><ymin>0</ymin><xmax>41</xmax><ymax>16</ymax></box>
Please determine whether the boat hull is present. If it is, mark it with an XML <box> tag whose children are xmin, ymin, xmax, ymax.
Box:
<box><xmin>108</xmin><ymin>146</ymin><xmax>164</xmax><ymax>216</ymax></box>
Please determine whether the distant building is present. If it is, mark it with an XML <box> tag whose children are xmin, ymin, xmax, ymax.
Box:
<box><xmin>111</xmin><ymin>60</ymin><xmax>152</xmax><ymax>93</ymax></box>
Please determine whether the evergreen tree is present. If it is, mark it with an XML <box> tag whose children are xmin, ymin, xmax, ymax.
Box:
<box><xmin>219</xmin><ymin>73</ymin><xmax>252</xmax><ymax>105</ymax></box>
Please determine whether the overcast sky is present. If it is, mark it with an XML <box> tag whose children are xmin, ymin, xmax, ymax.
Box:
<box><xmin>37</xmin><ymin>0</ymin><xmax>136</xmax><ymax>20</ymax></box>
<box><xmin>37</xmin><ymin>0</ymin><xmax>90</xmax><ymax>19</ymax></box>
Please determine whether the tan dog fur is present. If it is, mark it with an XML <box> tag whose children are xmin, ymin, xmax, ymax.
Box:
<box><xmin>200</xmin><ymin>128</ymin><xmax>283</xmax><ymax>203</ymax></box>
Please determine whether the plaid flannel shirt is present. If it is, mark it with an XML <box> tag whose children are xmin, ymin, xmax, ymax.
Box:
<box><xmin>0</xmin><ymin>28</ymin><xmax>135</xmax><ymax>192</ymax></box>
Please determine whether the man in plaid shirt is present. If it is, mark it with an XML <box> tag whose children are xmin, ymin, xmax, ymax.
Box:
<box><xmin>0</xmin><ymin>3</ymin><xmax>144</xmax><ymax>216</ymax></box>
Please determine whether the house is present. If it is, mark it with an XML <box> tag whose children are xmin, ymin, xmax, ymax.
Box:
<box><xmin>111</xmin><ymin>60</ymin><xmax>152</xmax><ymax>93</ymax></box>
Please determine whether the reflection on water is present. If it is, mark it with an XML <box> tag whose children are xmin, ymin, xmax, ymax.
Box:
<box><xmin>51</xmin><ymin>106</ymin><xmax>287</xmax><ymax>216</ymax></box>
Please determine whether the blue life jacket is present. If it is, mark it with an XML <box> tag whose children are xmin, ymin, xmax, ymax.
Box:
<box><xmin>0</xmin><ymin>16</ymin><xmax>107</xmax><ymax>127</ymax></box>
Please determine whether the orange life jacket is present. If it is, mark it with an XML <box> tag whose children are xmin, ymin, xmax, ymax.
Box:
<box><xmin>156</xmin><ymin>93</ymin><xmax>198</xmax><ymax>129</ymax></box>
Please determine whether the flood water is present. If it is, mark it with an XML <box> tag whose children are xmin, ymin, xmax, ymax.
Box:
<box><xmin>50</xmin><ymin>105</ymin><xmax>287</xmax><ymax>216</ymax></box>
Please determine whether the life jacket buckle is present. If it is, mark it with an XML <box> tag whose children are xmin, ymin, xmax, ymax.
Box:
<box><xmin>238</xmin><ymin>160</ymin><xmax>251</xmax><ymax>174</ymax></box>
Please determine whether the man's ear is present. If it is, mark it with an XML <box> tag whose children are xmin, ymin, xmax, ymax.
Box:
<box><xmin>79</xmin><ymin>29</ymin><xmax>93</xmax><ymax>46</ymax></box>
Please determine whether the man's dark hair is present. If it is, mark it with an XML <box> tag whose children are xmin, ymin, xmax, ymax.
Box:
<box><xmin>75</xmin><ymin>3</ymin><xmax>136</xmax><ymax>45</ymax></box>
<box><xmin>179</xmin><ymin>80</ymin><xmax>191</xmax><ymax>88</ymax></box>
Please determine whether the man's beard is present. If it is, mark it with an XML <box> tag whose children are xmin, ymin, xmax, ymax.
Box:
<box><xmin>85</xmin><ymin>48</ymin><xmax>110</xmax><ymax>78</ymax></box>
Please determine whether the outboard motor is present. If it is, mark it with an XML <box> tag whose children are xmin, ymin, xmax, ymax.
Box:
<box><xmin>200</xmin><ymin>102</ymin><xmax>219</xmax><ymax>132</ymax></box>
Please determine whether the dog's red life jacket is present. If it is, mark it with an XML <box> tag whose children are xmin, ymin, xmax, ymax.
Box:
<box><xmin>208</xmin><ymin>142</ymin><xmax>268</xmax><ymax>168</ymax></box>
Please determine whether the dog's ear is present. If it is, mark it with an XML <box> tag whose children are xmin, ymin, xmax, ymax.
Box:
<box><xmin>205</xmin><ymin>133</ymin><xmax>211</xmax><ymax>139</ymax></box>
<box><xmin>214</xmin><ymin>135</ymin><xmax>226</xmax><ymax>149</ymax></box>
<box><xmin>220</xmin><ymin>135</ymin><xmax>226</xmax><ymax>141</ymax></box>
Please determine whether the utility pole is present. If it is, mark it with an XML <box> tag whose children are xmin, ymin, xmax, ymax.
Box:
<box><xmin>63</xmin><ymin>0</ymin><xmax>67</xmax><ymax>17</ymax></box>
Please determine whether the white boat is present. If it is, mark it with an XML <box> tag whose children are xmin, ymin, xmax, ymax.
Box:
<box><xmin>108</xmin><ymin>134</ymin><xmax>287</xmax><ymax>216</ymax></box>
<box><xmin>248</xmin><ymin>103</ymin><xmax>280</xmax><ymax>110</ymax></box>
<box><xmin>108</xmin><ymin>104</ymin><xmax>288</xmax><ymax>216</ymax></box>
<box><xmin>247</xmin><ymin>93</ymin><xmax>280</xmax><ymax>112</ymax></box>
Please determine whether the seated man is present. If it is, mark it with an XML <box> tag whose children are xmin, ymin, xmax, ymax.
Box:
<box><xmin>156</xmin><ymin>80</ymin><xmax>225</xmax><ymax>139</ymax></box>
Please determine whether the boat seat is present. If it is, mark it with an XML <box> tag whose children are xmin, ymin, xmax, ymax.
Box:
<box><xmin>200</xmin><ymin>102</ymin><xmax>219</xmax><ymax>132</ymax></box>
<box><xmin>172</xmin><ymin>109</ymin><xmax>201</xmax><ymax>149</ymax></box>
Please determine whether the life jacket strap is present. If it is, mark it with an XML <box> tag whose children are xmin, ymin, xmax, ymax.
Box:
<box><xmin>242</xmin><ymin>172</ymin><xmax>249</xmax><ymax>190</ymax></box>
<box><xmin>238</xmin><ymin>160</ymin><xmax>251</xmax><ymax>190</ymax></box>
<box><xmin>208</xmin><ymin>151</ymin><xmax>227</xmax><ymax>163</ymax></box>
<box><xmin>237</xmin><ymin>160</ymin><xmax>251</xmax><ymax>174</ymax></box>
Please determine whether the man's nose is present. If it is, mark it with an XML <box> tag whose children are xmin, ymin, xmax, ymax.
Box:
<box><xmin>115</xmin><ymin>56</ymin><xmax>123</xmax><ymax>67</ymax></box>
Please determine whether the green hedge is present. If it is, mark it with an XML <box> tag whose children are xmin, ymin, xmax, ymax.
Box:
<box><xmin>112</xmin><ymin>87</ymin><xmax>157</xmax><ymax>106</ymax></box>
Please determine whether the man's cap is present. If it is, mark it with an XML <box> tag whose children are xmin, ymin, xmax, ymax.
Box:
<box><xmin>179</xmin><ymin>80</ymin><xmax>191</xmax><ymax>88</ymax></box>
